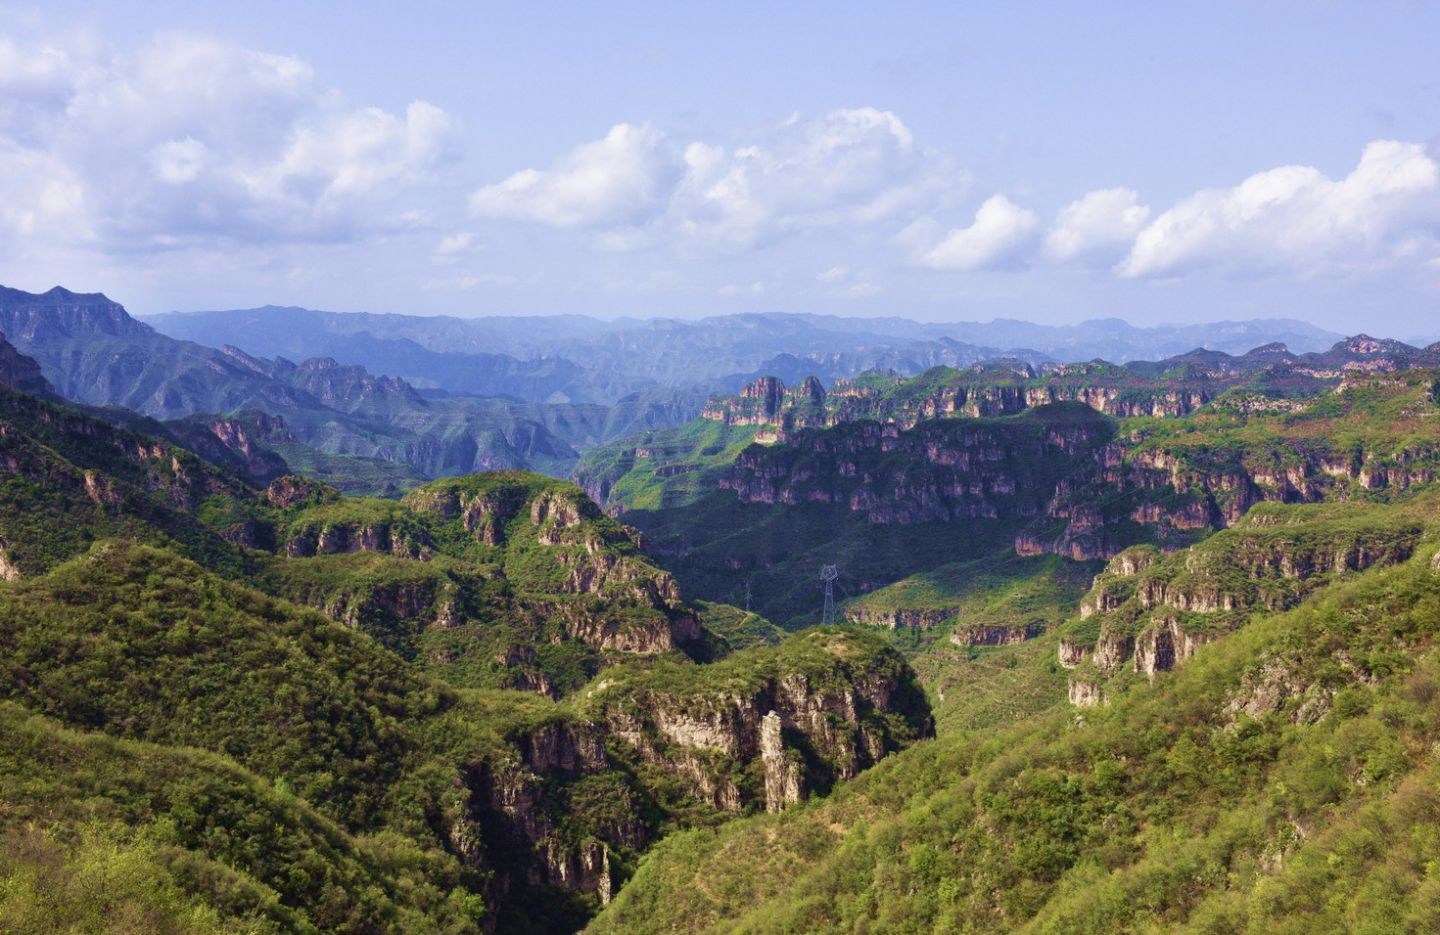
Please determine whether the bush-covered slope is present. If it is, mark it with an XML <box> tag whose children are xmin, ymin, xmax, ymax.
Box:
<box><xmin>0</xmin><ymin>702</ymin><xmax>482</xmax><ymax>934</ymax></box>
<box><xmin>0</xmin><ymin>375</ymin><xmax>934</xmax><ymax>931</ymax></box>
<box><xmin>589</xmin><ymin>500</ymin><xmax>1440</xmax><ymax>934</ymax></box>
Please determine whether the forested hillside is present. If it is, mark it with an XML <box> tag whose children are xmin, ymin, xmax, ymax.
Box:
<box><xmin>0</xmin><ymin>340</ymin><xmax>931</xmax><ymax>933</ymax></box>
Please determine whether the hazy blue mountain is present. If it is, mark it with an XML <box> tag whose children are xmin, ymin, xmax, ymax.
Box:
<box><xmin>0</xmin><ymin>286</ymin><xmax>692</xmax><ymax>484</ymax></box>
<box><xmin>149</xmin><ymin>306</ymin><xmax>1343</xmax><ymax>402</ymax></box>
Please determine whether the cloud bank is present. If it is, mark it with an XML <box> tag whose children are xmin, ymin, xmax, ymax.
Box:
<box><xmin>470</xmin><ymin>107</ymin><xmax>961</xmax><ymax>250</ymax></box>
<box><xmin>0</xmin><ymin>32</ymin><xmax>455</xmax><ymax>251</ymax></box>
<box><xmin>1119</xmin><ymin>140</ymin><xmax>1440</xmax><ymax>278</ymax></box>
<box><xmin>4</xmin><ymin>23</ymin><xmax>1438</xmax><ymax>315</ymax></box>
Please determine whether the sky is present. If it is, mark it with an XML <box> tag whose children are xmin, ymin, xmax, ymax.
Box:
<box><xmin>1</xmin><ymin>1</ymin><xmax>1439</xmax><ymax>335</ymax></box>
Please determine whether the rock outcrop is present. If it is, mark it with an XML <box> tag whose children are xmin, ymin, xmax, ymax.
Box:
<box><xmin>952</xmin><ymin>623</ymin><xmax>1039</xmax><ymax>647</ymax></box>
<box><xmin>587</xmin><ymin>631</ymin><xmax>932</xmax><ymax>814</ymax></box>
<box><xmin>844</xmin><ymin>606</ymin><xmax>952</xmax><ymax>630</ymax></box>
<box><xmin>1061</xmin><ymin>506</ymin><xmax>1422</xmax><ymax>695</ymax></box>
<box><xmin>722</xmin><ymin>404</ymin><xmax>1114</xmax><ymax>526</ymax></box>
<box><xmin>1068</xmin><ymin>678</ymin><xmax>1102</xmax><ymax>707</ymax></box>
<box><xmin>760</xmin><ymin>711</ymin><xmax>805</xmax><ymax>813</ymax></box>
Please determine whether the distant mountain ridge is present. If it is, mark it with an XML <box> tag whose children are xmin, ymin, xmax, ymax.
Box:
<box><xmin>146</xmin><ymin>305</ymin><xmax>1344</xmax><ymax>402</ymax></box>
<box><xmin>0</xmin><ymin>286</ymin><xmax>691</xmax><ymax>486</ymax></box>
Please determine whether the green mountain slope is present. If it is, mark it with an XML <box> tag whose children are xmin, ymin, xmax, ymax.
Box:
<box><xmin>590</xmin><ymin>496</ymin><xmax>1440</xmax><ymax>934</ymax></box>
<box><xmin>0</xmin><ymin>360</ymin><xmax>932</xmax><ymax>932</ymax></box>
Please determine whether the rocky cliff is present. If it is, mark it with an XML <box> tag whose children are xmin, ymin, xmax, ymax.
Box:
<box><xmin>1057</xmin><ymin>503</ymin><xmax>1423</xmax><ymax>703</ymax></box>
<box><xmin>721</xmin><ymin>402</ymin><xmax>1114</xmax><ymax>525</ymax></box>
<box><xmin>578</xmin><ymin>628</ymin><xmax>933</xmax><ymax>815</ymax></box>
<box><xmin>697</xmin><ymin>338</ymin><xmax>1440</xmax><ymax>441</ymax></box>
<box><xmin>711</xmin><ymin>369</ymin><xmax>1440</xmax><ymax>569</ymax></box>
<box><xmin>0</xmin><ymin>333</ymin><xmax>53</xmax><ymax>397</ymax></box>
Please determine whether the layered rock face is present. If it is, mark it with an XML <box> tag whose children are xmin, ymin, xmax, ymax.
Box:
<box><xmin>713</xmin><ymin>368</ymin><xmax>1440</xmax><ymax>568</ymax></box>
<box><xmin>585</xmin><ymin>630</ymin><xmax>932</xmax><ymax>817</ymax></box>
<box><xmin>1058</xmin><ymin>509</ymin><xmax>1423</xmax><ymax>700</ymax></box>
<box><xmin>704</xmin><ymin>376</ymin><xmax>830</xmax><ymax>442</ymax></box>
<box><xmin>721</xmin><ymin>404</ymin><xmax>1114</xmax><ymax>525</ymax></box>
<box><xmin>951</xmin><ymin>623</ymin><xmax>1040</xmax><ymax>647</ymax></box>
<box><xmin>440</xmin><ymin>630</ymin><xmax>931</xmax><ymax>908</ymax></box>
<box><xmin>760</xmin><ymin>711</ymin><xmax>805</xmax><ymax>813</ymax></box>
<box><xmin>701</xmin><ymin>367</ymin><xmax>1220</xmax><ymax>436</ymax></box>
<box><xmin>844</xmin><ymin>606</ymin><xmax>953</xmax><ymax>630</ymax></box>
<box><xmin>263</xmin><ymin>475</ymin><xmax>705</xmax><ymax>687</ymax></box>
<box><xmin>698</xmin><ymin>337</ymin><xmax>1440</xmax><ymax>442</ymax></box>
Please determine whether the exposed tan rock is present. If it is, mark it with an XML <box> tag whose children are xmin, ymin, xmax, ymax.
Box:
<box><xmin>0</xmin><ymin>540</ymin><xmax>19</xmax><ymax>581</ymax></box>
<box><xmin>760</xmin><ymin>711</ymin><xmax>805</xmax><ymax>813</ymax></box>
<box><xmin>1068</xmin><ymin>678</ymin><xmax>1102</xmax><ymax>707</ymax></box>
<box><xmin>1094</xmin><ymin>628</ymin><xmax>1134</xmax><ymax>672</ymax></box>
<box><xmin>1058</xmin><ymin>639</ymin><xmax>1091</xmax><ymax>668</ymax></box>
<box><xmin>951</xmin><ymin>624</ymin><xmax>1037</xmax><ymax>647</ymax></box>
<box><xmin>845</xmin><ymin>606</ymin><xmax>951</xmax><ymax>630</ymax></box>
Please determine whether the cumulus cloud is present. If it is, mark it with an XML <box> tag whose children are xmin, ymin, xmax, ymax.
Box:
<box><xmin>1044</xmin><ymin>187</ymin><xmax>1149</xmax><ymax>263</ymax></box>
<box><xmin>1120</xmin><ymin>140</ymin><xmax>1440</xmax><ymax>278</ymax></box>
<box><xmin>0</xmin><ymin>30</ymin><xmax>456</xmax><ymax>251</ymax></box>
<box><xmin>919</xmin><ymin>194</ymin><xmax>1040</xmax><ymax>270</ymax></box>
<box><xmin>469</xmin><ymin>108</ymin><xmax>959</xmax><ymax>250</ymax></box>
<box><xmin>470</xmin><ymin>122</ymin><xmax>680</xmax><ymax>227</ymax></box>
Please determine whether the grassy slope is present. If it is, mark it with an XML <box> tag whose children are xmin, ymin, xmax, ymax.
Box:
<box><xmin>0</xmin><ymin>538</ymin><xmax>927</xmax><ymax>933</ymax></box>
<box><xmin>574</xmin><ymin>418</ymin><xmax>759</xmax><ymax>511</ymax></box>
<box><xmin>851</xmin><ymin>554</ymin><xmax>1101</xmax><ymax>734</ymax></box>
<box><xmin>590</xmin><ymin>498</ymin><xmax>1440</xmax><ymax>934</ymax></box>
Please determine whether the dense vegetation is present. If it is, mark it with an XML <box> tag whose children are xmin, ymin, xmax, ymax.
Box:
<box><xmin>592</xmin><ymin>500</ymin><xmax>1440</xmax><ymax>933</ymax></box>
<box><xmin>0</xmin><ymin>365</ymin><xmax>931</xmax><ymax>932</ymax></box>
<box><xmin>10</xmin><ymin>314</ymin><xmax>1440</xmax><ymax>932</ymax></box>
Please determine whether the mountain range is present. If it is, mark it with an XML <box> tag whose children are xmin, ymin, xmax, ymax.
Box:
<box><xmin>147</xmin><ymin>304</ymin><xmax>1343</xmax><ymax>402</ymax></box>
<box><xmin>0</xmin><ymin>287</ymin><xmax>697</xmax><ymax>490</ymax></box>
<box><xmin>5</xmin><ymin>282</ymin><xmax>1440</xmax><ymax>933</ymax></box>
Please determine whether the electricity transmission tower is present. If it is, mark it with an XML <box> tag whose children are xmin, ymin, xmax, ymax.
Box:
<box><xmin>744</xmin><ymin>580</ymin><xmax>752</xmax><ymax>613</ymax></box>
<box><xmin>820</xmin><ymin>564</ymin><xmax>839</xmax><ymax>625</ymax></box>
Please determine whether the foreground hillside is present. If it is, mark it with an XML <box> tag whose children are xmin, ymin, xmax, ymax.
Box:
<box><xmin>591</xmin><ymin>494</ymin><xmax>1440</xmax><ymax>933</ymax></box>
<box><xmin>0</xmin><ymin>352</ymin><xmax>931</xmax><ymax>933</ymax></box>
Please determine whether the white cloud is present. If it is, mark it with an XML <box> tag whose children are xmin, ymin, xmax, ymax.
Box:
<box><xmin>245</xmin><ymin>101</ymin><xmax>454</xmax><ymax>205</ymax></box>
<box><xmin>0</xmin><ymin>31</ymin><xmax>456</xmax><ymax>251</ymax></box>
<box><xmin>717</xmin><ymin>280</ymin><xmax>765</xmax><ymax>296</ymax></box>
<box><xmin>673</xmin><ymin>107</ymin><xmax>947</xmax><ymax>249</ymax></box>
<box><xmin>468</xmin><ymin>108</ymin><xmax>960</xmax><ymax>250</ymax></box>
<box><xmin>434</xmin><ymin>231</ymin><xmax>478</xmax><ymax>254</ymax></box>
<box><xmin>469</xmin><ymin>122</ymin><xmax>681</xmax><ymax>227</ymax></box>
<box><xmin>1044</xmin><ymin>187</ymin><xmax>1149</xmax><ymax>263</ymax></box>
<box><xmin>150</xmin><ymin>137</ymin><xmax>207</xmax><ymax>183</ymax></box>
<box><xmin>815</xmin><ymin>263</ymin><xmax>879</xmax><ymax>297</ymax></box>
<box><xmin>919</xmin><ymin>194</ymin><xmax>1040</xmax><ymax>270</ymax></box>
<box><xmin>836</xmin><ymin>280</ymin><xmax>880</xmax><ymax>298</ymax></box>
<box><xmin>1120</xmin><ymin>140</ymin><xmax>1440</xmax><ymax>278</ymax></box>
<box><xmin>0</xmin><ymin>143</ymin><xmax>88</xmax><ymax>239</ymax></box>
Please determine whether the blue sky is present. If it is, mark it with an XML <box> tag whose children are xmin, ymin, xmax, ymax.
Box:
<box><xmin>2</xmin><ymin>1</ymin><xmax>1439</xmax><ymax>334</ymax></box>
